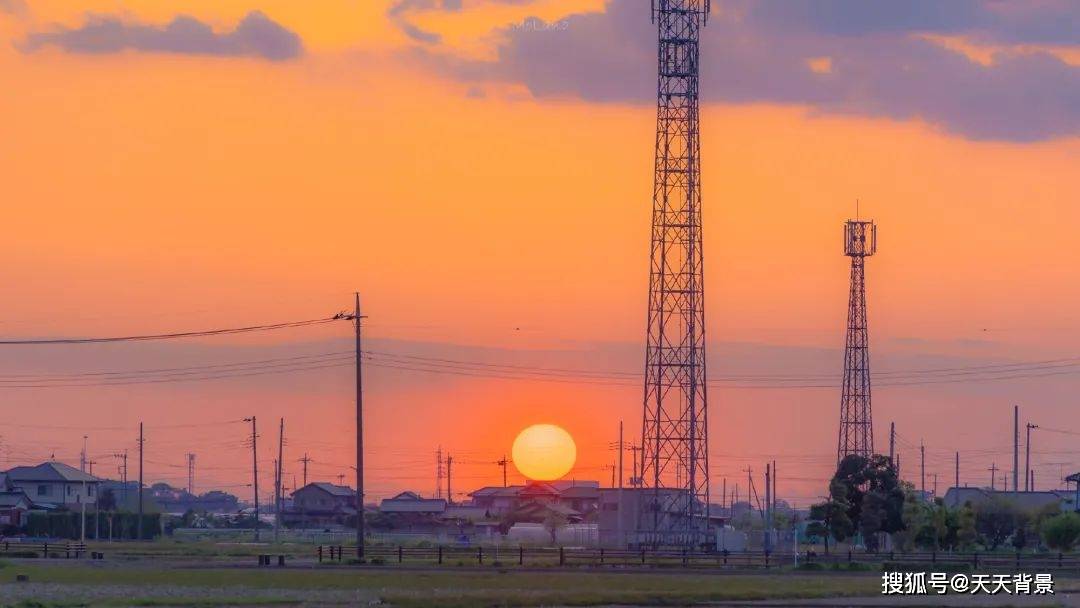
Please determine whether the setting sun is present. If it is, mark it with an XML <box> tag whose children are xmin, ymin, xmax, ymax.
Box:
<box><xmin>511</xmin><ymin>423</ymin><xmax>577</xmax><ymax>481</ymax></box>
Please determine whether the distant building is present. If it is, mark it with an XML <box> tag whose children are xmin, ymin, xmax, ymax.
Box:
<box><xmin>3</xmin><ymin>462</ymin><xmax>101</xmax><ymax>509</ymax></box>
<box><xmin>597</xmin><ymin>487</ymin><xmax>713</xmax><ymax>548</ymax></box>
<box><xmin>943</xmin><ymin>486</ymin><xmax>1076</xmax><ymax>511</ymax></box>
<box><xmin>468</xmin><ymin>480</ymin><xmax>600</xmax><ymax>518</ymax></box>
<box><xmin>284</xmin><ymin>482</ymin><xmax>356</xmax><ymax>528</ymax></box>
<box><xmin>379</xmin><ymin>491</ymin><xmax>446</xmax><ymax>515</ymax></box>
<box><xmin>0</xmin><ymin>491</ymin><xmax>32</xmax><ymax>528</ymax></box>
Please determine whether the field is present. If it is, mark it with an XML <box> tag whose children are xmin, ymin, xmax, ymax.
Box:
<box><xmin>0</xmin><ymin>558</ymin><xmax>885</xmax><ymax>608</ymax></box>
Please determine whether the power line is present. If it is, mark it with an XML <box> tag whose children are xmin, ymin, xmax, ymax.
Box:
<box><xmin>0</xmin><ymin>316</ymin><xmax>343</xmax><ymax>345</ymax></box>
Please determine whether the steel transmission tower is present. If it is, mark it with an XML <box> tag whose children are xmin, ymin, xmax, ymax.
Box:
<box><xmin>836</xmin><ymin>219</ymin><xmax>877</xmax><ymax>463</ymax></box>
<box><xmin>639</xmin><ymin>0</ymin><xmax>711</xmax><ymax>548</ymax></box>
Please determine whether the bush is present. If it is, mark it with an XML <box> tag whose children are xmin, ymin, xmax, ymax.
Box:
<box><xmin>1042</xmin><ymin>512</ymin><xmax>1080</xmax><ymax>551</ymax></box>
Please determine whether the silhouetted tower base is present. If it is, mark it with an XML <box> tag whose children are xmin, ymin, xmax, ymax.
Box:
<box><xmin>837</xmin><ymin>219</ymin><xmax>877</xmax><ymax>464</ymax></box>
<box><xmin>639</xmin><ymin>0</ymin><xmax>711</xmax><ymax>549</ymax></box>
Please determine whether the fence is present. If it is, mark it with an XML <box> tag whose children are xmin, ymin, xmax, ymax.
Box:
<box><xmin>315</xmin><ymin>545</ymin><xmax>1080</xmax><ymax>571</ymax></box>
<box><xmin>0</xmin><ymin>541</ymin><xmax>95</xmax><ymax>559</ymax></box>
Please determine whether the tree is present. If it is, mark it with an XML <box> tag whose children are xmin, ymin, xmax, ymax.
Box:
<box><xmin>821</xmin><ymin>454</ymin><xmax>904</xmax><ymax>549</ymax></box>
<box><xmin>974</xmin><ymin>495</ymin><xmax>1017</xmax><ymax>550</ymax></box>
<box><xmin>809</xmin><ymin>481</ymin><xmax>854</xmax><ymax>552</ymax></box>
<box><xmin>956</xmin><ymin>502</ymin><xmax>978</xmax><ymax>549</ymax></box>
<box><xmin>1042</xmin><ymin>512</ymin><xmax>1080</xmax><ymax>552</ymax></box>
<box><xmin>542</xmin><ymin>509</ymin><xmax>569</xmax><ymax>544</ymax></box>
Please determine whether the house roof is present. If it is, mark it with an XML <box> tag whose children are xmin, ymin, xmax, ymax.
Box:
<box><xmin>552</xmin><ymin>480</ymin><xmax>599</xmax><ymax>491</ymax></box>
<box><xmin>470</xmin><ymin>486</ymin><xmax>524</xmax><ymax>498</ymax></box>
<box><xmin>443</xmin><ymin>505</ymin><xmax>488</xmax><ymax>521</ymax></box>
<box><xmin>520</xmin><ymin>481</ymin><xmax>560</xmax><ymax>497</ymax></box>
<box><xmin>379</xmin><ymin>492</ymin><xmax>447</xmax><ymax>514</ymax></box>
<box><xmin>5</xmin><ymin>462</ymin><xmax>100</xmax><ymax>483</ymax></box>
<box><xmin>0</xmin><ymin>491</ymin><xmax>31</xmax><ymax>508</ymax></box>
<box><xmin>559</xmin><ymin>486</ymin><xmax>600</xmax><ymax>498</ymax></box>
<box><xmin>295</xmin><ymin>482</ymin><xmax>355</xmax><ymax>498</ymax></box>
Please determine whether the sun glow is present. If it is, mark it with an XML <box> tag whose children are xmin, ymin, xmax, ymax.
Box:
<box><xmin>511</xmin><ymin>423</ymin><xmax>577</xmax><ymax>481</ymax></box>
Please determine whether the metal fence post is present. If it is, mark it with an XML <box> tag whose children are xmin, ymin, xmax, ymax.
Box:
<box><xmin>559</xmin><ymin>546</ymin><xmax>565</xmax><ymax>566</ymax></box>
<box><xmin>519</xmin><ymin>545</ymin><xmax>523</xmax><ymax>566</ymax></box>
<box><xmin>600</xmin><ymin>548</ymin><xmax>604</xmax><ymax>565</ymax></box>
<box><xmin>438</xmin><ymin>545</ymin><xmax>443</xmax><ymax>565</ymax></box>
<box><xmin>478</xmin><ymin>546</ymin><xmax>483</xmax><ymax>565</ymax></box>
<box><xmin>317</xmin><ymin>546</ymin><xmax>323</xmax><ymax>563</ymax></box>
<box><xmin>398</xmin><ymin>546</ymin><xmax>403</xmax><ymax>563</ymax></box>
<box><xmin>848</xmin><ymin>549</ymin><xmax>852</xmax><ymax>564</ymax></box>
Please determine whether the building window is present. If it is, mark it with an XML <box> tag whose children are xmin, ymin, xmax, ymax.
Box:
<box><xmin>67</xmin><ymin>486</ymin><xmax>73</xmax><ymax>496</ymax></box>
<box><xmin>88</xmin><ymin>485</ymin><xmax>95</xmax><ymax>496</ymax></box>
<box><xmin>38</xmin><ymin>485</ymin><xmax>49</xmax><ymax>496</ymax></box>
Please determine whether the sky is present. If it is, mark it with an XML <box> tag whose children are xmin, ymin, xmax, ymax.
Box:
<box><xmin>1</xmin><ymin>0</ymin><xmax>1079</xmax><ymax>507</ymax></box>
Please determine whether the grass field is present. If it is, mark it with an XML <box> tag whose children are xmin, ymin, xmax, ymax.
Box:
<box><xmin>0</xmin><ymin>560</ymin><xmax>883</xmax><ymax>607</ymax></box>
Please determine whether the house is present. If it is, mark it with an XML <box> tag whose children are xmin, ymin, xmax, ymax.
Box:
<box><xmin>0</xmin><ymin>491</ymin><xmax>32</xmax><ymax>528</ymax></box>
<box><xmin>379</xmin><ymin>491</ymin><xmax>446</xmax><ymax>515</ymax></box>
<box><xmin>284</xmin><ymin>482</ymin><xmax>356</xmax><ymax>528</ymax></box>
<box><xmin>469</xmin><ymin>486</ymin><xmax>524</xmax><ymax>515</ymax></box>
<box><xmin>4</xmin><ymin>462</ymin><xmax>102</xmax><ymax>509</ymax></box>
<box><xmin>468</xmin><ymin>481</ymin><xmax>601</xmax><ymax>517</ymax></box>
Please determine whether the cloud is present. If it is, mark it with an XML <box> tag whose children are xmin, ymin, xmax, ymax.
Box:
<box><xmin>0</xmin><ymin>0</ymin><xmax>27</xmax><ymax>17</ymax></box>
<box><xmin>24</xmin><ymin>10</ymin><xmax>303</xmax><ymax>61</ymax></box>
<box><xmin>415</xmin><ymin>0</ymin><xmax>1080</xmax><ymax>141</ymax></box>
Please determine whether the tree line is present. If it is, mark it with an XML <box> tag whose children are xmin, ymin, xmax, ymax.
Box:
<box><xmin>808</xmin><ymin>454</ymin><xmax>1080</xmax><ymax>553</ymax></box>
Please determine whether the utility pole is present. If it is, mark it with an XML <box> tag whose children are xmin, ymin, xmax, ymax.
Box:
<box><xmin>351</xmin><ymin>292</ymin><xmax>366</xmax><ymax>560</ymax></box>
<box><xmin>989</xmin><ymin>462</ymin><xmax>998</xmax><ymax>490</ymax></box>
<box><xmin>618</xmin><ymin>420</ymin><xmax>624</xmax><ymax>490</ymax></box>
<box><xmin>435</xmin><ymin>447</ymin><xmax>444</xmax><ymax>498</ymax></box>
<box><xmin>244</xmin><ymin>416</ymin><xmax>259</xmax><ymax>542</ymax></box>
<box><xmin>772</xmin><ymin>459</ymin><xmax>777</xmax><ymax>515</ymax></box>
<box><xmin>446</xmin><ymin>455</ymin><xmax>453</xmax><ymax>505</ymax></box>
<box><xmin>920</xmin><ymin>440</ymin><xmax>925</xmax><ymax>495</ymax></box>
<box><xmin>497</xmin><ymin>455</ymin><xmax>508</xmax><ymax>488</ymax></box>
<box><xmin>275</xmin><ymin>417</ymin><xmax>284</xmax><ymax>544</ymax></box>
<box><xmin>1013</xmin><ymin>405</ymin><xmax>1019</xmax><ymax>497</ymax></box>
<box><xmin>955</xmin><ymin>452</ymin><xmax>959</xmax><ymax>490</ymax></box>
<box><xmin>81</xmin><ymin>435</ymin><xmax>88</xmax><ymax>472</ymax></box>
<box><xmin>186</xmin><ymin>453</ymin><xmax>196</xmax><ymax>495</ymax></box>
<box><xmin>114</xmin><ymin>451</ymin><xmax>128</xmax><ymax>510</ymax></box>
<box><xmin>764</xmin><ymin>463</ymin><xmax>772</xmax><ymax>552</ymax></box>
<box><xmin>1025</xmin><ymin>422</ymin><xmax>1038</xmax><ymax>492</ymax></box>
<box><xmin>721</xmin><ymin>477</ymin><xmax>726</xmax><ymax>510</ymax></box>
<box><xmin>889</xmin><ymin>422</ymin><xmax>895</xmax><ymax>464</ymax></box>
<box><xmin>932</xmin><ymin>473</ymin><xmax>938</xmax><ymax>497</ymax></box>
<box><xmin>137</xmin><ymin>423</ymin><xmax>144</xmax><ymax>541</ymax></box>
<box><xmin>299</xmin><ymin>453</ymin><xmax>311</xmax><ymax>487</ymax></box>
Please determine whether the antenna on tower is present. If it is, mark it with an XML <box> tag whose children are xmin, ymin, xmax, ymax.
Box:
<box><xmin>837</xmin><ymin>216</ymin><xmax>877</xmax><ymax>463</ymax></box>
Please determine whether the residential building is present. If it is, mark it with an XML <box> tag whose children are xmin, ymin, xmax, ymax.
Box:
<box><xmin>284</xmin><ymin>482</ymin><xmax>356</xmax><ymax>528</ymax></box>
<box><xmin>4</xmin><ymin>462</ymin><xmax>101</xmax><ymax>509</ymax></box>
<box><xmin>379</xmin><ymin>491</ymin><xmax>446</xmax><ymax>515</ymax></box>
<box><xmin>0</xmin><ymin>491</ymin><xmax>32</xmax><ymax>528</ymax></box>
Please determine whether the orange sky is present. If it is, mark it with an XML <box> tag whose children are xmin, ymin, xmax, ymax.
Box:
<box><xmin>2</xmin><ymin>1</ymin><xmax>1080</xmax><ymax>506</ymax></box>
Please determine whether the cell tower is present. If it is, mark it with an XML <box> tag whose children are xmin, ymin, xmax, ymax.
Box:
<box><xmin>836</xmin><ymin>219</ymin><xmax>877</xmax><ymax>463</ymax></box>
<box><xmin>639</xmin><ymin>0</ymin><xmax>711</xmax><ymax>548</ymax></box>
